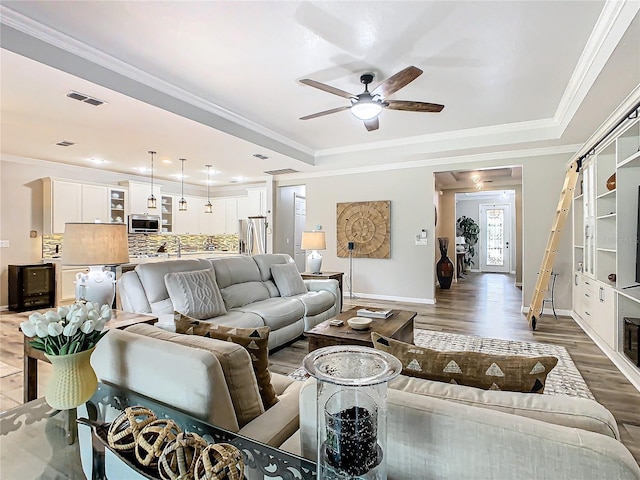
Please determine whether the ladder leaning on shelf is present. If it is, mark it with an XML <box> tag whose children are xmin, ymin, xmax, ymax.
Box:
<box><xmin>527</xmin><ymin>159</ymin><xmax>581</xmax><ymax>330</ymax></box>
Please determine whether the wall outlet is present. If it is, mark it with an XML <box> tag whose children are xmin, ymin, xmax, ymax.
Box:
<box><xmin>0</xmin><ymin>240</ymin><xmax>9</xmax><ymax>248</ymax></box>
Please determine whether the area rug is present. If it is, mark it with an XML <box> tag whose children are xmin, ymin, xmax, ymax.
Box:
<box><xmin>289</xmin><ymin>328</ymin><xmax>594</xmax><ymax>399</ymax></box>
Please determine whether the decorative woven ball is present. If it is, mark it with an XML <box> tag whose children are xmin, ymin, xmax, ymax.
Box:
<box><xmin>107</xmin><ymin>406</ymin><xmax>158</xmax><ymax>452</ymax></box>
<box><xmin>158</xmin><ymin>431</ymin><xmax>208</xmax><ymax>480</ymax></box>
<box><xmin>194</xmin><ymin>443</ymin><xmax>244</xmax><ymax>480</ymax></box>
<box><xmin>135</xmin><ymin>418</ymin><xmax>182</xmax><ymax>468</ymax></box>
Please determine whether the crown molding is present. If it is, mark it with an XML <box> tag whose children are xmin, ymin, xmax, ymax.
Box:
<box><xmin>0</xmin><ymin>3</ymin><xmax>632</xmax><ymax>163</ymax></box>
<box><xmin>0</xmin><ymin>6</ymin><xmax>315</xmax><ymax>160</ymax></box>
<box><xmin>276</xmin><ymin>144</ymin><xmax>581</xmax><ymax>182</ymax></box>
<box><xmin>553</xmin><ymin>0</ymin><xmax>640</xmax><ymax>133</ymax></box>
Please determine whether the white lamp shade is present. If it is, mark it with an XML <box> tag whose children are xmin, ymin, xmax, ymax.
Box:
<box><xmin>301</xmin><ymin>231</ymin><xmax>326</xmax><ymax>250</ymax></box>
<box><xmin>62</xmin><ymin>223</ymin><xmax>130</xmax><ymax>266</ymax></box>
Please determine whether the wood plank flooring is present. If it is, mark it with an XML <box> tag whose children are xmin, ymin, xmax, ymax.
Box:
<box><xmin>270</xmin><ymin>272</ymin><xmax>640</xmax><ymax>463</ymax></box>
<box><xmin>1</xmin><ymin>272</ymin><xmax>638</xmax><ymax>463</ymax></box>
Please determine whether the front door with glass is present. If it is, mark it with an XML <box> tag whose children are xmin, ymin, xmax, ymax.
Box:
<box><xmin>480</xmin><ymin>204</ymin><xmax>512</xmax><ymax>273</ymax></box>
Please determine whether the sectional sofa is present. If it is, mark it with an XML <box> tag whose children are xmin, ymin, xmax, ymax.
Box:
<box><xmin>117</xmin><ymin>253</ymin><xmax>340</xmax><ymax>349</ymax></box>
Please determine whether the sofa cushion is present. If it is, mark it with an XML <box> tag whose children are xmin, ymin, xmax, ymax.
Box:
<box><xmin>219</xmin><ymin>282</ymin><xmax>271</xmax><ymax>310</ymax></box>
<box><xmin>235</xmin><ymin>297</ymin><xmax>306</xmax><ymax>331</ymax></box>
<box><xmin>175</xmin><ymin>314</ymin><xmax>279</xmax><ymax>410</ymax></box>
<box><xmin>372</xmin><ymin>333</ymin><xmax>558</xmax><ymax>393</ymax></box>
<box><xmin>252</xmin><ymin>254</ymin><xmax>292</xmax><ymax>282</ymax></box>
<box><xmin>294</xmin><ymin>290</ymin><xmax>336</xmax><ymax>316</ymax></box>
<box><xmin>210</xmin><ymin>256</ymin><xmax>262</xmax><ymax>288</ymax></box>
<box><xmin>164</xmin><ymin>269</ymin><xmax>226</xmax><ymax>320</ymax></box>
<box><xmin>270</xmin><ymin>263</ymin><xmax>307</xmax><ymax>297</ymax></box>
<box><xmin>127</xmin><ymin>322</ymin><xmax>264</xmax><ymax>428</ymax></box>
<box><xmin>389</xmin><ymin>375</ymin><xmax>620</xmax><ymax>439</ymax></box>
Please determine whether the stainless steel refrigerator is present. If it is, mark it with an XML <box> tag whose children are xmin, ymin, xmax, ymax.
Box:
<box><xmin>238</xmin><ymin>216</ymin><xmax>267</xmax><ymax>255</ymax></box>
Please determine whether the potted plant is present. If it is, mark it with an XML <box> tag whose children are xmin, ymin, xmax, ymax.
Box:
<box><xmin>456</xmin><ymin>216</ymin><xmax>480</xmax><ymax>268</ymax></box>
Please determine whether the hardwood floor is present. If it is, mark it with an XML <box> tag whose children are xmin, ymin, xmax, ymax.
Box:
<box><xmin>270</xmin><ymin>272</ymin><xmax>640</xmax><ymax>463</ymax></box>
<box><xmin>2</xmin><ymin>272</ymin><xmax>639</xmax><ymax>462</ymax></box>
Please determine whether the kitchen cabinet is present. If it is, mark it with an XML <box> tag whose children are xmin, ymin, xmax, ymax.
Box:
<box><xmin>247</xmin><ymin>187</ymin><xmax>267</xmax><ymax>216</ymax></box>
<box><xmin>43</xmin><ymin>179</ymin><xmax>109</xmax><ymax>234</ymax></box>
<box><xmin>119</xmin><ymin>180</ymin><xmax>161</xmax><ymax>215</ymax></box>
<box><xmin>161</xmin><ymin>196</ymin><xmax>173</xmax><ymax>233</ymax></box>
<box><xmin>173</xmin><ymin>195</ymin><xmax>200</xmax><ymax>234</ymax></box>
<box><xmin>225</xmin><ymin>198</ymin><xmax>239</xmax><ymax>234</ymax></box>
<box><xmin>237</xmin><ymin>196</ymin><xmax>249</xmax><ymax>220</ymax></box>
<box><xmin>109</xmin><ymin>188</ymin><xmax>126</xmax><ymax>224</ymax></box>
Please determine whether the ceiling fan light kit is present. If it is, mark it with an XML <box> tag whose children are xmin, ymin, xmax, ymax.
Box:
<box><xmin>300</xmin><ymin>66</ymin><xmax>444</xmax><ymax>131</ymax></box>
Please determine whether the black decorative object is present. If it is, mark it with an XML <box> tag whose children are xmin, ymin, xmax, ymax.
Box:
<box><xmin>437</xmin><ymin>237</ymin><xmax>454</xmax><ymax>289</ymax></box>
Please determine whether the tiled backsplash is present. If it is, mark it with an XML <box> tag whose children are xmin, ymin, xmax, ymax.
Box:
<box><xmin>43</xmin><ymin>233</ymin><xmax>239</xmax><ymax>258</ymax></box>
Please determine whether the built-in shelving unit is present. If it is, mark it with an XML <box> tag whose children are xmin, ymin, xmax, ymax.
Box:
<box><xmin>109</xmin><ymin>189</ymin><xmax>126</xmax><ymax>224</ymax></box>
<box><xmin>572</xmin><ymin>103</ymin><xmax>640</xmax><ymax>391</ymax></box>
<box><xmin>161</xmin><ymin>196</ymin><xmax>173</xmax><ymax>233</ymax></box>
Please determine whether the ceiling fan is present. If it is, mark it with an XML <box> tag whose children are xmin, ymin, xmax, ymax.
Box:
<box><xmin>299</xmin><ymin>66</ymin><xmax>444</xmax><ymax>131</ymax></box>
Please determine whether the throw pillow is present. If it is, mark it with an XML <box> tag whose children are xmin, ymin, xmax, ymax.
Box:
<box><xmin>270</xmin><ymin>263</ymin><xmax>307</xmax><ymax>297</ymax></box>
<box><xmin>371</xmin><ymin>332</ymin><xmax>558</xmax><ymax>393</ymax></box>
<box><xmin>165</xmin><ymin>269</ymin><xmax>226</xmax><ymax>320</ymax></box>
<box><xmin>174</xmin><ymin>313</ymin><xmax>278</xmax><ymax>409</ymax></box>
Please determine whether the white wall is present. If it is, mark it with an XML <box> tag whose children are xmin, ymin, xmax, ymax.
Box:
<box><xmin>277</xmin><ymin>152</ymin><xmax>572</xmax><ymax>310</ymax></box>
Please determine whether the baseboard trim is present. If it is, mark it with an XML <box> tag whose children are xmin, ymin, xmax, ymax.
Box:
<box><xmin>572</xmin><ymin>313</ymin><xmax>640</xmax><ymax>393</ymax></box>
<box><xmin>345</xmin><ymin>292</ymin><xmax>436</xmax><ymax>305</ymax></box>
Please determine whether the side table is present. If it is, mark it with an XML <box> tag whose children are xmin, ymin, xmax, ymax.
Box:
<box><xmin>300</xmin><ymin>271</ymin><xmax>344</xmax><ymax>311</ymax></box>
<box><xmin>22</xmin><ymin>309</ymin><xmax>158</xmax><ymax>403</ymax></box>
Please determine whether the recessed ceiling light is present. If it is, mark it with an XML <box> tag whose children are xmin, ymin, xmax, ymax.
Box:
<box><xmin>133</xmin><ymin>167</ymin><xmax>150</xmax><ymax>173</ymax></box>
<box><xmin>162</xmin><ymin>159</ymin><xmax>172</xmax><ymax>164</ymax></box>
<box><xmin>88</xmin><ymin>158</ymin><xmax>107</xmax><ymax>165</ymax></box>
<box><xmin>173</xmin><ymin>173</ymin><xmax>188</xmax><ymax>179</ymax></box>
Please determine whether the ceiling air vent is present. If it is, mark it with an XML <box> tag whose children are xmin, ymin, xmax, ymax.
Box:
<box><xmin>66</xmin><ymin>90</ymin><xmax>107</xmax><ymax>106</ymax></box>
<box><xmin>264</xmin><ymin>168</ymin><xmax>299</xmax><ymax>175</ymax></box>
<box><xmin>55</xmin><ymin>141</ymin><xmax>75</xmax><ymax>147</ymax></box>
<box><xmin>253</xmin><ymin>154</ymin><xmax>269</xmax><ymax>160</ymax></box>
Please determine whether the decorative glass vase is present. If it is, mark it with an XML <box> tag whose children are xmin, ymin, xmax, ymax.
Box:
<box><xmin>44</xmin><ymin>347</ymin><xmax>98</xmax><ymax>410</ymax></box>
<box><xmin>437</xmin><ymin>237</ymin><xmax>454</xmax><ymax>289</ymax></box>
<box><xmin>303</xmin><ymin>345</ymin><xmax>402</xmax><ymax>479</ymax></box>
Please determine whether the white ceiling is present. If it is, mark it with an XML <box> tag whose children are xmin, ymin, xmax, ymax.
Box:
<box><xmin>1</xmin><ymin>1</ymin><xmax>639</xmax><ymax>187</ymax></box>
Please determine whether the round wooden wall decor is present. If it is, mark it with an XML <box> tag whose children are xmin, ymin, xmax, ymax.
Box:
<box><xmin>337</xmin><ymin>201</ymin><xmax>390</xmax><ymax>258</ymax></box>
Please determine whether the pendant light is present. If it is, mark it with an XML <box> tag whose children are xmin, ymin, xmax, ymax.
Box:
<box><xmin>147</xmin><ymin>150</ymin><xmax>157</xmax><ymax>209</ymax></box>
<box><xmin>178</xmin><ymin>158</ymin><xmax>187</xmax><ymax>211</ymax></box>
<box><xmin>204</xmin><ymin>164</ymin><xmax>213</xmax><ymax>213</ymax></box>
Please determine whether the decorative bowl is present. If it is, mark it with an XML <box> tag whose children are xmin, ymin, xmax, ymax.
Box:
<box><xmin>347</xmin><ymin>317</ymin><xmax>372</xmax><ymax>330</ymax></box>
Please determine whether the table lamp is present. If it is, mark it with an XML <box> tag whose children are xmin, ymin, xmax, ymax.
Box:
<box><xmin>62</xmin><ymin>223</ymin><xmax>130</xmax><ymax>306</ymax></box>
<box><xmin>301</xmin><ymin>230</ymin><xmax>326</xmax><ymax>274</ymax></box>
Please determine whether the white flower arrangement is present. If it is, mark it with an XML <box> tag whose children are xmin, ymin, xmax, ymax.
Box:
<box><xmin>20</xmin><ymin>302</ymin><xmax>112</xmax><ymax>356</ymax></box>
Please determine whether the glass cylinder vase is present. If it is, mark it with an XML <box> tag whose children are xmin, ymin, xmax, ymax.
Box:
<box><xmin>303</xmin><ymin>345</ymin><xmax>402</xmax><ymax>479</ymax></box>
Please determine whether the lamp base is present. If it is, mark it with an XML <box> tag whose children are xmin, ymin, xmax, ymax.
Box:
<box><xmin>75</xmin><ymin>266</ymin><xmax>116</xmax><ymax>306</ymax></box>
<box><xmin>307</xmin><ymin>251</ymin><xmax>323</xmax><ymax>275</ymax></box>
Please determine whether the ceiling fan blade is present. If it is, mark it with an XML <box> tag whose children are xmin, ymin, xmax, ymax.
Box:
<box><xmin>364</xmin><ymin>117</ymin><xmax>379</xmax><ymax>131</ymax></box>
<box><xmin>372</xmin><ymin>66</ymin><xmax>423</xmax><ymax>98</ymax></box>
<box><xmin>299</xmin><ymin>79</ymin><xmax>355</xmax><ymax>99</ymax></box>
<box><xmin>300</xmin><ymin>105</ymin><xmax>351</xmax><ymax>120</ymax></box>
<box><xmin>385</xmin><ymin>100</ymin><xmax>444</xmax><ymax>112</ymax></box>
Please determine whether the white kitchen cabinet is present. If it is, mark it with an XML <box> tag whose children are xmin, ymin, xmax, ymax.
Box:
<box><xmin>237</xmin><ymin>196</ymin><xmax>249</xmax><ymax>220</ymax></box>
<box><xmin>109</xmin><ymin>188</ymin><xmax>126</xmax><ymax>224</ymax></box>
<box><xmin>161</xmin><ymin>196</ymin><xmax>173</xmax><ymax>233</ymax></box>
<box><xmin>120</xmin><ymin>180</ymin><xmax>161</xmax><ymax>215</ymax></box>
<box><xmin>247</xmin><ymin>187</ymin><xmax>267</xmax><ymax>216</ymax></box>
<box><xmin>58</xmin><ymin>266</ymin><xmax>89</xmax><ymax>305</ymax></box>
<box><xmin>43</xmin><ymin>178</ymin><xmax>109</xmax><ymax>234</ymax></box>
<box><xmin>225</xmin><ymin>198</ymin><xmax>239</xmax><ymax>234</ymax></box>
<box><xmin>593</xmin><ymin>283</ymin><xmax>616</xmax><ymax>349</ymax></box>
<box><xmin>82</xmin><ymin>184</ymin><xmax>109</xmax><ymax>223</ymax></box>
<box><xmin>173</xmin><ymin>195</ymin><xmax>200</xmax><ymax>234</ymax></box>
<box><xmin>200</xmin><ymin>198</ymin><xmax>226</xmax><ymax>234</ymax></box>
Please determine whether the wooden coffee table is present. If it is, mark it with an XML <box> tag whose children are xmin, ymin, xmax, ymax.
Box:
<box><xmin>305</xmin><ymin>306</ymin><xmax>416</xmax><ymax>352</ymax></box>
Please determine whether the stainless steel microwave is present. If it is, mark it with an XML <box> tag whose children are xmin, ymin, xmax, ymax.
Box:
<box><xmin>128</xmin><ymin>214</ymin><xmax>161</xmax><ymax>234</ymax></box>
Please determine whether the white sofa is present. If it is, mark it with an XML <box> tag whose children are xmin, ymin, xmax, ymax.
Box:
<box><xmin>292</xmin><ymin>377</ymin><xmax>640</xmax><ymax>479</ymax></box>
<box><xmin>117</xmin><ymin>253</ymin><xmax>340</xmax><ymax>349</ymax></box>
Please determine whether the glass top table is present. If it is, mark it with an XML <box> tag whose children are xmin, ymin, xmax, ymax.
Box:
<box><xmin>0</xmin><ymin>382</ymin><xmax>316</xmax><ymax>479</ymax></box>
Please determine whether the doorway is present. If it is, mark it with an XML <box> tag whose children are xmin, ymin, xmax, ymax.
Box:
<box><xmin>479</xmin><ymin>203</ymin><xmax>511</xmax><ymax>273</ymax></box>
